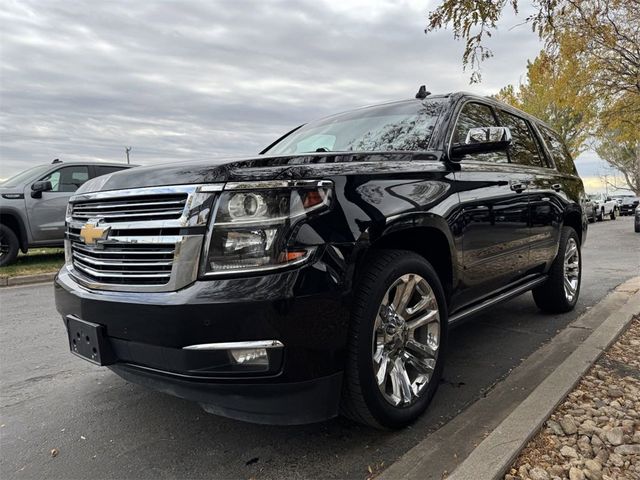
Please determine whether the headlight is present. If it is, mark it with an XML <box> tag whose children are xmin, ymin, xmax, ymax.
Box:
<box><xmin>201</xmin><ymin>180</ymin><xmax>332</xmax><ymax>275</ymax></box>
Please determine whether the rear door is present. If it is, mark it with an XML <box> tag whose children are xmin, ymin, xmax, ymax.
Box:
<box><xmin>450</xmin><ymin>101</ymin><xmax>532</xmax><ymax>308</ymax></box>
<box><xmin>495</xmin><ymin>109</ymin><xmax>563</xmax><ymax>272</ymax></box>
<box><xmin>24</xmin><ymin>165</ymin><xmax>90</xmax><ymax>242</ymax></box>
<box><xmin>534</xmin><ymin>125</ymin><xmax>584</xmax><ymax>264</ymax></box>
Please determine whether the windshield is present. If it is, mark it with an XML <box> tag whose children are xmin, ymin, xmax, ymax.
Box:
<box><xmin>0</xmin><ymin>165</ymin><xmax>51</xmax><ymax>188</ymax></box>
<box><xmin>264</xmin><ymin>99</ymin><xmax>445</xmax><ymax>155</ymax></box>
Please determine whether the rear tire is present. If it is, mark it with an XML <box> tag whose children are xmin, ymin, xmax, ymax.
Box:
<box><xmin>341</xmin><ymin>250</ymin><xmax>447</xmax><ymax>429</ymax></box>
<box><xmin>533</xmin><ymin>227</ymin><xmax>581</xmax><ymax>313</ymax></box>
<box><xmin>0</xmin><ymin>224</ymin><xmax>19</xmax><ymax>267</ymax></box>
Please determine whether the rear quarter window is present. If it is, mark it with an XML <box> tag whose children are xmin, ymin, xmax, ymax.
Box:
<box><xmin>539</xmin><ymin>125</ymin><xmax>577</xmax><ymax>175</ymax></box>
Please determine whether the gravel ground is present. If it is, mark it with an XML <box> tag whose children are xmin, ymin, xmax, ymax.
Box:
<box><xmin>506</xmin><ymin>316</ymin><xmax>640</xmax><ymax>480</ymax></box>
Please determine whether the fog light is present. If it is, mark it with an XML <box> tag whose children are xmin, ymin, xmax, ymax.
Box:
<box><xmin>230</xmin><ymin>348</ymin><xmax>269</xmax><ymax>366</ymax></box>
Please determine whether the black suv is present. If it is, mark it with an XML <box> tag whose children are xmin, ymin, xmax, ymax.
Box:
<box><xmin>54</xmin><ymin>91</ymin><xmax>587</xmax><ymax>428</ymax></box>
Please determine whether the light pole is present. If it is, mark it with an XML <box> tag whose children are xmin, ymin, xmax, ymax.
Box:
<box><xmin>125</xmin><ymin>146</ymin><xmax>132</xmax><ymax>165</ymax></box>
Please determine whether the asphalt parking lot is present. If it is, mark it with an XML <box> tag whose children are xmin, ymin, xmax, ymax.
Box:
<box><xmin>1</xmin><ymin>216</ymin><xmax>638</xmax><ymax>480</ymax></box>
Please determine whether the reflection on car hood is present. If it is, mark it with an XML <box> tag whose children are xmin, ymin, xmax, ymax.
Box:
<box><xmin>74</xmin><ymin>151</ymin><xmax>442</xmax><ymax>194</ymax></box>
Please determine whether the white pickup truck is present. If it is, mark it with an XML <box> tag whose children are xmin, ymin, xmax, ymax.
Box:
<box><xmin>588</xmin><ymin>193</ymin><xmax>618</xmax><ymax>221</ymax></box>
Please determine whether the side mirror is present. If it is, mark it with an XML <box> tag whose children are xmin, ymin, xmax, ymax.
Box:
<box><xmin>31</xmin><ymin>180</ymin><xmax>52</xmax><ymax>199</ymax></box>
<box><xmin>450</xmin><ymin>126</ymin><xmax>512</xmax><ymax>160</ymax></box>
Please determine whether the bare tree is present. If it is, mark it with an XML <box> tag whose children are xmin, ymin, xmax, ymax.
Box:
<box><xmin>596</xmin><ymin>135</ymin><xmax>640</xmax><ymax>195</ymax></box>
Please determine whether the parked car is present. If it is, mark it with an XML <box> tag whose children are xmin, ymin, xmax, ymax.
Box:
<box><xmin>619</xmin><ymin>196</ymin><xmax>639</xmax><ymax>216</ymax></box>
<box><xmin>54</xmin><ymin>90</ymin><xmax>587</xmax><ymax>428</ymax></box>
<box><xmin>611</xmin><ymin>194</ymin><xmax>633</xmax><ymax>206</ymax></box>
<box><xmin>588</xmin><ymin>193</ymin><xmax>618</xmax><ymax>221</ymax></box>
<box><xmin>0</xmin><ymin>160</ymin><xmax>133</xmax><ymax>266</ymax></box>
<box><xmin>635</xmin><ymin>206</ymin><xmax>640</xmax><ymax>233</ymax></box>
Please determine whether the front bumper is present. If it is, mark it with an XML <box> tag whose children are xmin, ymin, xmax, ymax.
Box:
<box><xmin>54</xmin><ymin>259</ymin><xmax>352</xmax><ymax>424</ymax></box>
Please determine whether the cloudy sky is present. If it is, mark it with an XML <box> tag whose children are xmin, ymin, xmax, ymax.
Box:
<box><xmin>0</xmin><ymin>0</ymin><xmax>612</xmax><ymax>190</ymax></box>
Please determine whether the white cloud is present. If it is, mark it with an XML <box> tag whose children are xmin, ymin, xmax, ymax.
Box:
<box><xmin>0</xmin><ymin>0</ymin><xmax>552</xmax><ymax>177</ymax></box>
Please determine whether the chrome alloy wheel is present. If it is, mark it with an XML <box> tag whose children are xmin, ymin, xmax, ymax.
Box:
<box><xmin>372</xmin><ymin>274</ymin><xmax>440</xmax><ymax>406</ymax></box>
<box><xmin>563</xmin><ymin>238</ymin><xmax>580</xmax><ymax>302</ymax></box>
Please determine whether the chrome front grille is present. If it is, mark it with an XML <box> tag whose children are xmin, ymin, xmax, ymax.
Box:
<box><xmin>71</xmin><ymin>194</ymin><xmax>188</xmax><ymax>222</ymax></box>
<box><xmin>71</xmin><ymin>242</ymin><xmax>175</xmax><ymax>285</ymax></box>
<box><xmin>65</xmin><ymin>184</ymin><xmax>222</xmax><ymax>292</ymax></box>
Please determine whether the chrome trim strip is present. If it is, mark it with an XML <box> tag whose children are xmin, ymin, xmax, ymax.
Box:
<box><xmin>448</xmin><ymin>276</ymin><xmax>548</xmax><ymax>325</ymax></box>
<box><xmin>72</xmin><ymin>244</ymin><xmax>175</xmax><ymax>256</ymax></box>
<box><xmin>199</xmin><ymin>184</ymin><xmax>225</xmax><ymax>193</ymax></box>
<box><xmin>73</xmin><ymin>251</ymin><xmax>173</xmax><ymax>267</ymax></box>
<box><xmin>182</xmin><ymin>340</ymin><xmax>284</xmax><ymax>351</ymax></box>
<box><xmin>73</xmin><ymin>263</ymin><xmax>171</xmax><ymax>278</ymax></box>
<box><xmin>224</xmin><ymin>179</ymin><xmax>333</xmax><ymax>190</ymax></box>
<box><xmin>70</xmin><ymin>184</ymin><xmax>206</xmax><ymax>203</ymax></box>
<box><xmin>73</xmin><ymin>199</ymin><xmax>186</xmax><ymax>210</ymax></box>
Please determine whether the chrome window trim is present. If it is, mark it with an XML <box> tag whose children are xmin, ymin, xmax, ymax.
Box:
<box><xmin>182</xmin><ymin>340</ymin><xmax>284</xmax><ymax>351</ymax></box>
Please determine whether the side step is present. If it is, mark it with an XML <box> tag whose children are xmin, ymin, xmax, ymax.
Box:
<box><xmin>449</xmin><ymin>276</ymin><xmax>548</xmax><ymax>326</ymax></box>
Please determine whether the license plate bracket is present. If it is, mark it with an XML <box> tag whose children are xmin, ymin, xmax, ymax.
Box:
<box><xmin>66</xmin><ymin>316</ymin><xmax>115</xmax><ymax>366</ymax></box>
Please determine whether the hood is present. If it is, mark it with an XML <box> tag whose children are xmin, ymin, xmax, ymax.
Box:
<box><xmin>76</xmin><ymin>151</ymin><xmax>442</xmax><ymax>194</ymax></box>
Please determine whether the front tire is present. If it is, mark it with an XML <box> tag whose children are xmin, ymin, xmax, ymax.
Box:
<box><xmin>532</xmin><ymin>227</ymin><xmax>581</xmax><ymax>313</ymax></box>
<box><xmin>341</xmin><ymin>250</ymin><xmax>447</xmax><ymax>429</ymax></box>
<box><xmin>0</xmin><ymin>225</ymin><xmax>19</xmax><ymax>267</ymax></box>
<box><xmin>610</xmin><ymin>207</ymin><xmax>617</xmax><ymax>220</ymax></box>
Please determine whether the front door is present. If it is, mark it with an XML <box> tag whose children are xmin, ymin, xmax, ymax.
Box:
<box><xmin>449</xmin><ymin>102</ymin><xmax>531</xmax><ymax>309</ymax></box>
<box><xmin>24</xmin><ymin>165</ymin><xmax>90</xmax><ymax>242</ymax></box>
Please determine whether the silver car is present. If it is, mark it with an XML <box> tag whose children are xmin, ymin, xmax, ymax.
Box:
<box><xmin>0</xmin><ymin>160</ymin><xmax>132</xmax><ymax>266</ymax></box>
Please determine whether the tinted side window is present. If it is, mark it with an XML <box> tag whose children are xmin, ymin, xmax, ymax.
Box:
<box><xmin>42</xmin><ymin>166</ymin><xmax>90</xmax><ymax>192</ymax></box>
<box><xmin>453</xmin><ymin>102</ymin><xmax>508</xmax><ymax>163</ymax></box>
<box><xmin>539</xmin><ymin>126</ymin><xmax>577</xmax><ymax>174</ymax></box>
<box><xmin>453</xmin><ymin>103</ymin><xmax>497</xmax><ymax>144</ymax></box>
<box><xmin>496</xmin><ymin>110</ymin><xmax>542</xmax><ymax>167</ymax></box>
<box><xmin>95</xmin><ymin>166</ymin><xmax>127</xmax><ymax>177</ymax></box>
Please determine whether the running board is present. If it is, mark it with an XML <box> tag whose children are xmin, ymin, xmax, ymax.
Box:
<box><xmin>448</xmin><ymin>276</ymin><xmax>548</xmax><ymax>326</ymax></box>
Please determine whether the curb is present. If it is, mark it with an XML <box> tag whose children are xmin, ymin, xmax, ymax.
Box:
<box><xmin>0</xmin><ymin>272</ymin><xmax>57</xmax><ymax>287</ymax></box>
<box><xmin>449</xmin><ymin>284</ymin><xmax>640</xmax><ymax>480</ymax></box>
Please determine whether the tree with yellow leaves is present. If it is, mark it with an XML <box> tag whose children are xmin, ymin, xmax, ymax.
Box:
<box><xmin>494</xmin><ymin>37</ymin><xmax>597</xmax><ymax>158</ymax></box>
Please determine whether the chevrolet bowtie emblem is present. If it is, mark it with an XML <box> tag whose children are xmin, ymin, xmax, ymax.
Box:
<box><xmin>79</xmin><ymin>220</ymin><xmax>110</xmax><ymax>245</ymax></box>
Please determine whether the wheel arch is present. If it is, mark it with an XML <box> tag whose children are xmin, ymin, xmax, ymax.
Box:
<box><xmin>0</xmin><ymin>210</ymin><xmax>28</xmax><ymax>252</ymax></box>
<box><xmin>361</xmin><ymin>215</ymin><xmax>458</xmax><ymax>305</ymax></box>
<box><xmin>563</xmin><ymin>207</ymin><xmax>585</xmax><ymax>246</ymax></box>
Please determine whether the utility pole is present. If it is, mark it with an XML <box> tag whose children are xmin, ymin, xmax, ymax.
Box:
<box><xmin>125</xmin><ymin>146</ymin><xmax>132</xmax><ymax>165</ymax></box>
